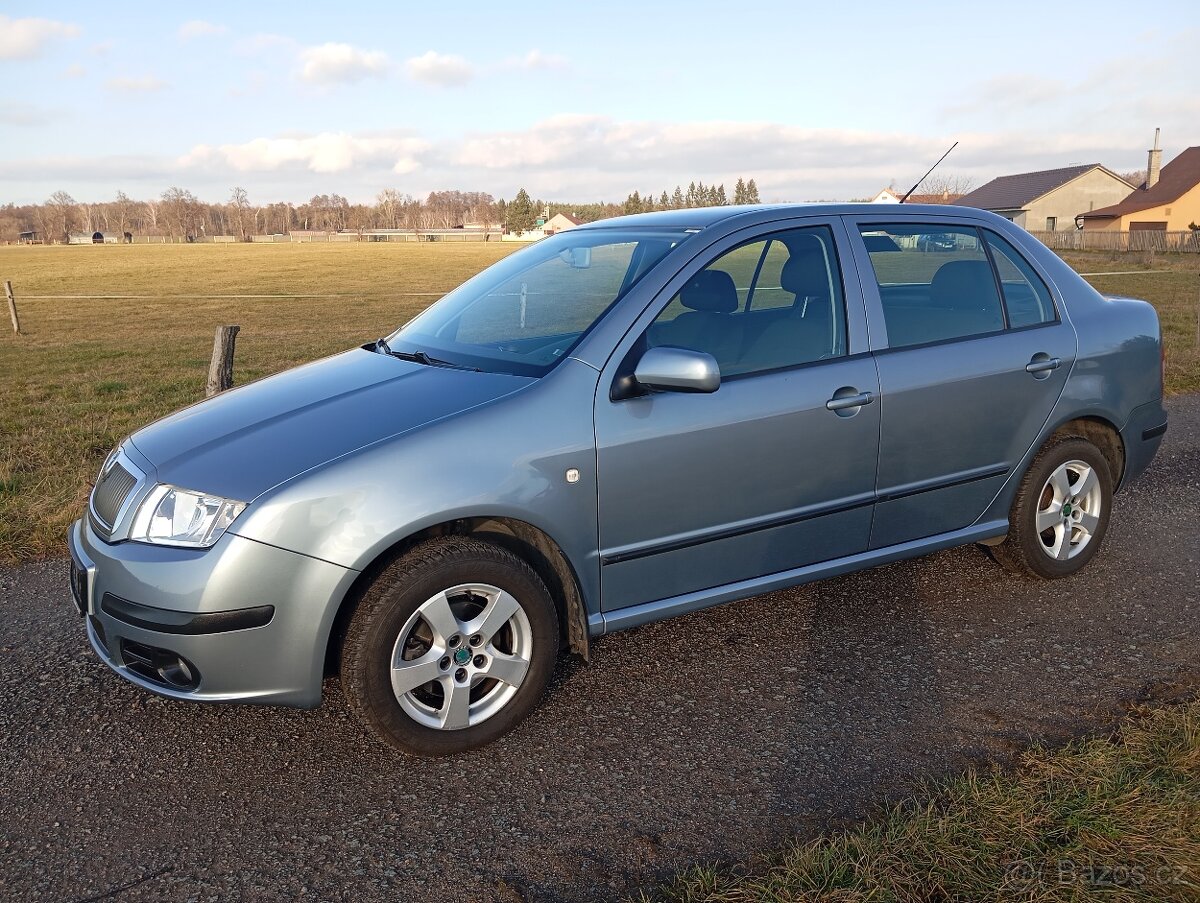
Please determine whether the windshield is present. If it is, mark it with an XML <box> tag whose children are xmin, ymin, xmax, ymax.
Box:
<box><xmin>386</xmin><ymin>228</ymin><xmax>689</xmax><ymax>376</ymax></box>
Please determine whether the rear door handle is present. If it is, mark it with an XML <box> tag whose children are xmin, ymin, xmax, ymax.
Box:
<box><xmin>1025</xmin><ymin>356</ymin><xmax>1061</xmax><ymax>375</ymax></box>
<box><xmin>826</xmin><ymin>391</ymin><xmax>874</xmax><ymax>411</ymax></box>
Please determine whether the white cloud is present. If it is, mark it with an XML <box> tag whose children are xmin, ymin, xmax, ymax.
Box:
<box><xmin>406</xmin><ymin>50</ymin><xmax>473</xmax><ymax>86</ymax></box>
<box><xmin>0</xmin><ymin>16</ymin><xmax>80</xmax><ymax>60</ymax></box>
<box><xmin>106</xmin><ymin>76</ymin><xmax>167</xmax><ymax>93</ymax></box>
<box><xmin>8</xmin><ymin>108</ymin><xmax>1200</xmax><ymax>206</ymax></box>
<box><xmin>63</xmin><ymin>63</ymin><xmax>86</xmax><ymax>79</ymax></box>
<box><xmin>299</xmin><ymin>42</ymin><xmax>389</xmax><ymax>84</ymax></box>
<box><xmin>0</xmin><ymin>100</ymin><xmax>50</xmax><ymax>127</ymax></box>
<box><xmin>180</xmin><ymin>132</ymin><xmax>429</xmax><ymax>175</ymax></box>
<box><xmin>505</xmin><ymin>49</ymin><xmax>568</xmax><ymax>71</ymax></box>
<box><xmin>179</xmin><ymin>20</ymin><xmax>228</xmax><ymax>40</ymax></box>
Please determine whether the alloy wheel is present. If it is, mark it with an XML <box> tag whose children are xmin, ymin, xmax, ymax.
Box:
<box><xmin>389</xmin><ymin>583</ymin><xmax>532</xmax><ymax>730</ymax></box>
<box><xmin>1035</xmin><ymin>459</ymin><xmax>1104</xmax><ymax>561</ymax></box>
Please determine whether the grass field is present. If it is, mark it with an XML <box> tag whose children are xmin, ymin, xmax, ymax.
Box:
<box><xmin>642</xmin><ymin>699</ymin><xmax>1199</xmax><ymax>902</ymax></box>
<box><xmin>0</xmin><ymin>243</ymin><xmax>1196</xmax><ymax>565</ymax></box>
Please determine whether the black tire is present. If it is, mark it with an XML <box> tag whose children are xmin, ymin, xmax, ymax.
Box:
<box><xmin>341</xmin><ymin>537</ymin><xmax>559</xmax><ymax>755</ymax></box>
<box><xmin>990</xmin><ymin>436</ymin><xmax>1113</xmax><ymax>579</ymax></box>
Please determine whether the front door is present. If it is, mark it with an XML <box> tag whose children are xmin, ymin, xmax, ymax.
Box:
<box><xmin>594</xmin><ymin>222</ymin><xmax>880</xmax><ymax>611</ymax></box>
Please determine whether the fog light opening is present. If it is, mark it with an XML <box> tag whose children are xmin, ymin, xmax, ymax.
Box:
<box><xmin>160</xmin><ymin>656</ymin><xmax>199</xmax><ymax>690</ymax></box>
<box><xmin>119</xmin><ymin>639</ymin><xmax>201</xmax><ymax>691</ymax></box>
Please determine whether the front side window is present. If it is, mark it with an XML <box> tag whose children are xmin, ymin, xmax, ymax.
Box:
<box><xmin>859</xmin><ymin>224</ymin><xmax>1005</xmax><ymax>348</ymax></box>
<box><xmin>390</xmin><ymin>229</ymin><xmax>689</xmax><ymax>375</ymax></box>
<box><xmin>645</xmin><ymin>226</ymin><xmax>847</xmax><ymax>377</ymax></box>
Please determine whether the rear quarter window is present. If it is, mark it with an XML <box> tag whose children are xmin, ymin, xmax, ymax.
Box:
<box><xmin>982</xmin><ymin>231</ymin><xmax>1057</xmax><ymax>328</ymax></box>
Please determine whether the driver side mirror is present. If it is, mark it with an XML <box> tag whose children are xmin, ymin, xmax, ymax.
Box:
<box><xmin>633</xmin><ymin>346</ymin><xmax>721</xmax><ymax>394</ymax></box>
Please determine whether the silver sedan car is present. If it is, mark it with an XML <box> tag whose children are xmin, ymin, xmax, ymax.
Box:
<box><xmin>69</xmin><ymin>204</ymin><xmax>1167</xmax><ymax>754</ymax></box>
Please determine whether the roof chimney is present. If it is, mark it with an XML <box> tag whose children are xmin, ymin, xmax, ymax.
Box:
<box><xmin>1146</xmin><ymin>128</ymin><xmax>1162</xmax><ymax>190</ymax></box>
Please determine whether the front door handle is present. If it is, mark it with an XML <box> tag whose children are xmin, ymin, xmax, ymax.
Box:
<box><xmin>826</xmin><ymin>390</ymin><xmax>874</xmax><ymax>412</ymax></box>
<box><xmin>1025</xmin><ymin>355</ymin><xmax>1061</xmax><ymax>377</ymax></box>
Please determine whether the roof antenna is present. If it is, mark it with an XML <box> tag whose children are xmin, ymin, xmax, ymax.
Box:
<box><xmin>900</xmin><ymin>141</ymin><xmax>959</xmax><ymax>203</ymax></box>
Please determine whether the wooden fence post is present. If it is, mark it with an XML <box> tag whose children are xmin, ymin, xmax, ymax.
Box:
<box><xmin>206</xmin><ymin>325</ymin><xmax>240</xmax><ymax>397</ymax></box>
<box><xmin>5</xmin><ymin>281</ymin><xmax>19</xmax><ymax>335</ymax></box>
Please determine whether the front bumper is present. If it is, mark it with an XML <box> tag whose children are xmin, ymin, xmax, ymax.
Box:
<box><xmin>68</xmin><ymin>518</ymin><xmax>357</xmax><ymax>708</ymax></box>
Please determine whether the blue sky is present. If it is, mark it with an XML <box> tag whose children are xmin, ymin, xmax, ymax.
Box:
<box><xmin>1</xmin><ymin>1</ymin><xmax>1196</xmax><ymax>205</ymax></box>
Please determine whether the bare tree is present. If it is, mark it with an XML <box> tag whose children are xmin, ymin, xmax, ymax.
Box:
<box><xmin>161</xmin><ymin>187</ymin><xmax>202</xmax><ymax>238</ymax></box>
<box><xmin>111</xmin><ymin>191</ymin><xmax>136</xmax><ymax>237</ymax></box>
<box><xmin>229</xmin><ymin>187</ymin><xmax>252</xmax><ymax>240</ymax></box>
<box><xmin>46</xmin><ymin>190</ymin><xmax>76</xmax><ymax>241</ymax></box>
<box><xmin>375</xmin><ymin>188</ymin><xmax>405</xmax><ymax>229</ymax></box>
<box><xmin>906</xmin><ymin>174</ymin><xmax>975</xmax><ymax>200</ymax></box>
<box><xmin>143</xmin><ymin>199</ymin><xmax>159</xmax><ymax>233</ymax></box>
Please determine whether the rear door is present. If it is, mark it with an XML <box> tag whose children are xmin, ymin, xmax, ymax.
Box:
<box><xmin>594</xmin><ymin>219</ymin><xmax>880</xmax><ymax>611</ymax></box>
<box><xmin>846</xmin><ymin>217</ymin><xmax>1076</xmax><ymax>548</ymax></box>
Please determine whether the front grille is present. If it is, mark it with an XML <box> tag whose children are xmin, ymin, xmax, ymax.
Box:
<box><xmin>91</xmin><ymin>462</ymin><xmax>137</xmax><ymax>528</ymax></box>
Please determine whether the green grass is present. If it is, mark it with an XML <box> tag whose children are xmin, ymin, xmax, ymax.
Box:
<box><xmin>0</xmin><ymin>243</ymin><xmax>1196</xmax><ymax>565</ymax></box>
<box><xmin>640</xmin><ymin>700</ymin><xmax>1200</xmax><ymax>903</ymax></box>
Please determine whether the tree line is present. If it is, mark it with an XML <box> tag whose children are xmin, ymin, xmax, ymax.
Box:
<box><xmin>0</xmin><ymin>178</ymin><xmax>764</xmax><ymax>243</ymax></box>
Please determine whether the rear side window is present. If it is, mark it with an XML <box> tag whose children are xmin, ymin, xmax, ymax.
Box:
<box><xmin>859</xmin><ymin>224</ymin><xmax>1005</xmax><ymax>348</ymax></box>
<box><xmin>982</xmin><ymin>231</ymin><xmax>1057</xmax><ymax>327</ymax></box>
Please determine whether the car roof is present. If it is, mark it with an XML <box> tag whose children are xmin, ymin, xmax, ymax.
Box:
<box><xmin>575</xmin><ymin>203</ymin><xmax>994</xmax><ymax>231</ymax></box>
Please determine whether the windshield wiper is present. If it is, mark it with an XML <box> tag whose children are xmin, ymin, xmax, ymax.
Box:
<box><xmin>371</xmin><ymin>338</ymin><xmax>479</xmax><ymax>371</ymax></box>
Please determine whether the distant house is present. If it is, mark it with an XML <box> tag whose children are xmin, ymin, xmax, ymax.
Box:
<box><xmin>904</xmin><ymin>190</ymin><xmax>965</xmax><ymax>205</ymax></box>
<box><xmin>956</xmin><ymin>164</ymin><xmax>1134</xmax><ymax>231</ymax></box>
<box><xmin>17</xmin><ymin>230</ymin><xmax>41</xmax><ymax>244</ymax></box>
<box><xmin>869</xmin><ymin>187</ymin><xmax>963</xmax><ymax>205</ymax></box>
<box><xmin>542</xmin><ymin>212</ymin><xmax>582</xmax><ymax>235</ymax></box>
<box><xmin>1079</xmin><ymin>143</ymin><xmax>1200</xmax><ymax>233</ymax></box>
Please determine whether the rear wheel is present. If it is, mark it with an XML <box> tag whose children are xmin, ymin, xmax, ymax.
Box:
<box><xmin>341</xmin><ymin>537</ymin><xmax>558</xmax><ymax>755</ymax></box>
<box><xmin>991</xmin><ymin>437</ymin><xmax>1113</xmax><ymax>579</ymax></box>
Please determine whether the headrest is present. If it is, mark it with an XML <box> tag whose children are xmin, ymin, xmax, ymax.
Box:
<box><xmin>780</xmin><ymin>235</ymin><xmax>829</xmax><ymax>297</ymax></box>
<box><xmin>680</xmin><ymin>269</ymin><xmax>738</xmax><ymax>313</ymax></box>
<box><xmin>929</xmin><ymin>260</ymin><xmax>997</xmax><ymax>309</ymax></box>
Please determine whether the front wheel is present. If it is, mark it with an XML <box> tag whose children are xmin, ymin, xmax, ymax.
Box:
<box><xmin>341</xmin><ymin>537</ymin><xmax>559</xmax><ymax>755</ymax></box>
<box><xmin>990</xmin><ymin>436</ymin><xmax>1113</xmax><ymax>579</ymax></box>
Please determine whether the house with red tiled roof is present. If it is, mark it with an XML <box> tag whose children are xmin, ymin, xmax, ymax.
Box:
<box><xmin>1080</xmin><ymin>137</ymin><xmax>1200</xmax><ymax>233</ymax></box>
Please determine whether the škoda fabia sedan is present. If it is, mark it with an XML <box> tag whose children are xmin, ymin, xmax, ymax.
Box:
<box><xmin>69</xmin><ymin>204</ymin><xmax>1167</xmax><ymax>754</ymax></box>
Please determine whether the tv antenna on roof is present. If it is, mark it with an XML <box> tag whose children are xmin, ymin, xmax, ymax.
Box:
<box><xmin>899</xmin><ymin>141</ymin><xmax>959</xmax><ymax>203</ymax></box>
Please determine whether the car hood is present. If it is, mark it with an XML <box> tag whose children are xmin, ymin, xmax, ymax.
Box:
<box><xmin>128</xmin><ymin>348</ymin><xmax>534</xmax><ymax>502</ymax></box>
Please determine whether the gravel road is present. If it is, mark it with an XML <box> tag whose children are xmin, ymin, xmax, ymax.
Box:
<box><xmin>1</xmin><ymin>395</ymin><xmax>1197</xmax><ymax>903</ymax></box>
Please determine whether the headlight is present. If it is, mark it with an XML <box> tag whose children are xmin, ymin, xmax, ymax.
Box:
<box><xmin>129</xmin><ymin>485</ymin><xmax>246</xmax><ymax>548</ymax></box>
